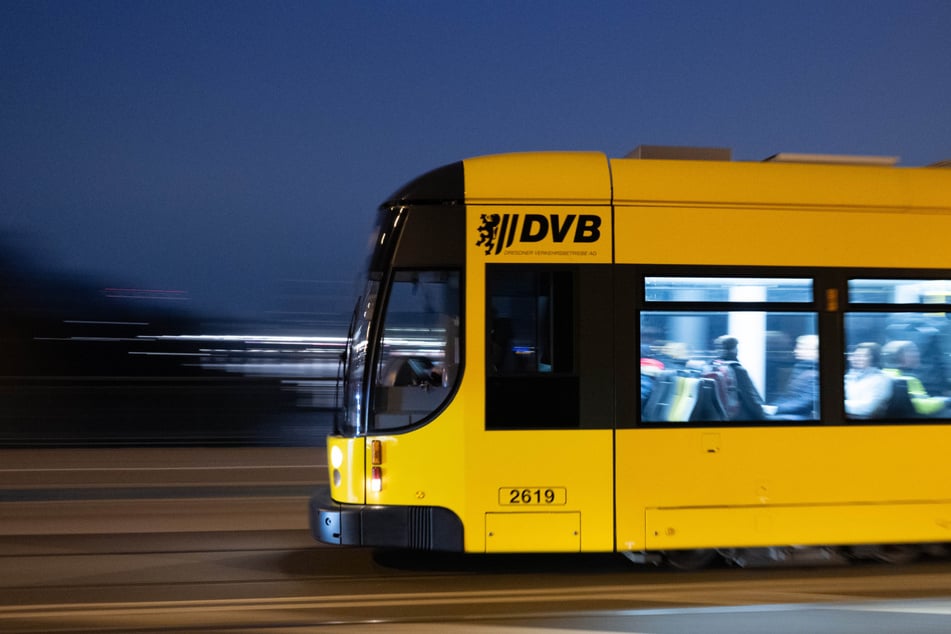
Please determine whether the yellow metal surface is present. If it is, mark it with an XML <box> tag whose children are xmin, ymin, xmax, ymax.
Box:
<box><xmin>362</xmin><ymin>401</ymin><xmax>466</xmax><ymax>511</ymax></box>
<box><xmin>485</xmin><ymin>512</ymin><xmax>581</xmax><ymax>552</ymax></box>
<box><xmin>612</xmin><ymin>159</ymin><xmax>908</xmax><ymax>209</ymax></box>
<box><xmin>616</xmin><ymin>204</ymin><xmax>951</xmax><ymax>269</ymax></box>
<box><xmin>463</xmin><ymin>429</ymin><xmax>614</xmax><ymax>552</ymax></box>
<box><xmin>464</xmin><ymin>152</ymin><xmax>610</xmax><ymax>205</ymax></box>
<box><xmin>616</xmin><ymin>426</ymin><xmax>951</xmax><ymax>551</ymax></box>
<box><xmin>646</xmin><ymin>502</ymin><xmax>951</xmax><ymax>550</ymax></box>
<box><xmin>611</xmin><ymin>158</ymin><xmax>951</xmax><ymax>268</ymax></box>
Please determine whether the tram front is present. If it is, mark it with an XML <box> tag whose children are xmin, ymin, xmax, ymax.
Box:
<box><xmin>310</xmin><ymin>162</ymin><xmax>467</xmax><ymax>550</ymax></box>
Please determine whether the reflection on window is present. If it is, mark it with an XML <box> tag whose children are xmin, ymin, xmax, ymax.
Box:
<box><xmin>844</xmin><ymin>312</ymin><xmax>951</xmax><ymax>420</ymax></box>
<box><xmin>371</xmin><ymin>270</ymin><xmax>461</xmax><ymax>431</ymax></box>
<box><xmin>342</xmin><ymin>281</ymin><xmax>378</xmax><ymax>436</ymax></box>
<box><xmin>848</xmin><ymin>279</ymin><xmax>951</xmax><ymax>304</ymax></box>
<box><xmin>489</xmin><ymin>270</ymin><xmax>573</xmax><ymax>375</ymax></box>
<box><xmin>487</xmin><ymin>267</ymin><xmax>578</xmax><ymax>429</ymax></box>
<box><xmin>641</xmin><ymin>311</ymin><xmax>819</xmax><ymax>423</ymax></box>
<box><xmin>645</xmin><ymin>277</ymin><xmax>813</xmax><ymax>303</ymax></box>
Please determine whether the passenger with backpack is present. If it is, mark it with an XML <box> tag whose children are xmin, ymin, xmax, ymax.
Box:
<box><xmin>712</xmin><ymin>335</ymin><xmax>766</xmax><ymax>421</ymax></box>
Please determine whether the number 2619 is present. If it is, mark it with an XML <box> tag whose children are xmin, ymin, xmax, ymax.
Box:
<box><xmin>500</xmin><ymin>487</ymin><xmax>566</xmax><ymax>505</ymax></box>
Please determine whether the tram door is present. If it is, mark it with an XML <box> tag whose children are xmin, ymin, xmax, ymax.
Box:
<box><xmin>471</xmin><ymin>264</ymin><xmax>615</xmax><ymax>552</ymax></box>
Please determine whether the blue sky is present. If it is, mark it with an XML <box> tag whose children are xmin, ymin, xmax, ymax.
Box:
<box><xmin>2</xmin><ymin>1</ymin><xmax>950</xmax><ymax>320</ymax></box>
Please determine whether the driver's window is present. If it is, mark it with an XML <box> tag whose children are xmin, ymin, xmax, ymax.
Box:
<box><xmin>371</xmin><ymin>270</ymin><xmax>461</xmax><ymax>430</ymax></box>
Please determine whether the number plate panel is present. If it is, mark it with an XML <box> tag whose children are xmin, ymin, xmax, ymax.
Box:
<box><xmin>499</xmin><ymin>487</ymin><xmax>567</xmax><ymax>506</ymax></box>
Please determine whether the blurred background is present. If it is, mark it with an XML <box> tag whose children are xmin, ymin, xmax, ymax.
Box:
<box><xmin>2</xmin><ymin>1</ymin><xmax>950</xmax><ymax>446</ymax></box>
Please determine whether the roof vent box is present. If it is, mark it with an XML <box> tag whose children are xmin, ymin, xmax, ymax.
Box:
<box><xmin>625</xmin><ymin>145</ymin><xmax>732</xmax><ymax>161</ymax></box>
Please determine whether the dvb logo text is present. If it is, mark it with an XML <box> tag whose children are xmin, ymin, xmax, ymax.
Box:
<box><xmin>476</xmin><ymin>213</ymin><xmax>602</xmax><ymax>255</ymax></box>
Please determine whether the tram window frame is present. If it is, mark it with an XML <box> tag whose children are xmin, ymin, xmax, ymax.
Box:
<box><xmin>369</xmin><ymin>268</ymin><xmax>463</xmax><ymax>432</ymax></box>
<box><xmin>485</xmin><ymin>265</ymin><xmax>580</xmax><ymax>429</ymax></box>
<box><xmin>843</xmin><ymin>276</ymin><xmax>951</xmax><ymax>423</ymax></box>
<box><xmin>638</xmin><ymin>270</ymin><xmax>822</xmax><ymax>427</ymax></box>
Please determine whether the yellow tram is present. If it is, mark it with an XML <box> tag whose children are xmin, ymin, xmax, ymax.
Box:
<box><xmin>311</xmin><ymin>146</ymin><xmax>951</xmax><ymax>567</ymax></box>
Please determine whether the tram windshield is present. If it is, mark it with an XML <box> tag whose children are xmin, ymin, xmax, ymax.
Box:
<box><xmin>369</xmin><ymin>270</ymin><xmax>461</xmax><ymax>432</ymax></box>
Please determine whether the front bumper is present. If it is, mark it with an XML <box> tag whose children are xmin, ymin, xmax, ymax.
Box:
<box><xmin>309</xmin><ymin>486</ymin><xmax>464</xmax><ymax>551</ymax></box>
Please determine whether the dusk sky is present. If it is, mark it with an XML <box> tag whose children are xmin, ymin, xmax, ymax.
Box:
<box><xmin>3</xmin><ymin>1</ymin><xmax>950</xmax><ymax>322</ymax></box>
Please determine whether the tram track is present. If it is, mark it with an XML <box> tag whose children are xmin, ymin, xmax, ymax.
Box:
<box><xmin>3</xmin><ymin>446</ymin><xmax>951</xmax><ymax>631</ymax></box>
<box><xmin>5</xmin><ymin>562</ymin><xmax>951</xmax><ymax>632</ymax></box>
<box><xmin>2</xmin><ymin>510</ymin><xmax>951</xmax><ymax>633</ymax></box>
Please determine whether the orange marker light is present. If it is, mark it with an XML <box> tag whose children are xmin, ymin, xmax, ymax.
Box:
<box><xmin>371</xmin><ymin>440</ymin><xmax>382</xmax><ymax>465</ymax></box>
<box><xmin>826</xmin><ymin>288</ymin><xmax>839</xmax><ymax>312</ymax></box>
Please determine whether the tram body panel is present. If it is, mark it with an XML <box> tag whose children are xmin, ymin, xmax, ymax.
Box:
<box><xmin>616</xmin><ymin>426</ymin><xmax>951</xmax><ymax>551</ymax></box>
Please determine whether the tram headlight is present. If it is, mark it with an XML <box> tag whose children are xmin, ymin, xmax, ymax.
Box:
<box><xmin>330</xmin><ymin>445</ymin><xmax>343</xmax><ymax>469</ymax></box>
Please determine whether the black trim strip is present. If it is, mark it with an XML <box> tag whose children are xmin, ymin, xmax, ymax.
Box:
<box><xmin>382</xmin><ymin>162</ymin><xmax>465</xmax><ymax>207</ymax></box>
<box><xmin>624</xmin><ymin>264</ymin><xmax>951</xmax><ymax>429</ymax></box>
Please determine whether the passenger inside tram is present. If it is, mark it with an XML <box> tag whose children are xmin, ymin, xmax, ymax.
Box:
<box><xmin>640</xmin><ymin>325</ymin><xmax>821</xmax><ymax>424</ymax></box>
<box><xmin>764</xmin><ymin>334</ymin><xmax>819</xmax><ymax>420</ymax></box>
<box><xmin>882</xmin><ymin>340</ymin><xmax>950</xmax><ymax>417</ymax></box>
<box><xmin>639</xmin><ymin>277</ymin><xmax>951</xmax><ymax>424</ymax></box>
<box><xmin>884</xmin><ymin>314</ymin><xmax>950</xmax><ymax>396</ymax></box>
<box><xmin>844</xmin><ymin>342</ymin><xmax>893</xmax><ymax>419</ymax></box>
<box><xmin>710</xmin><ymin>335</ymin><xmax>765</xmax><ymax>421</ymax></box>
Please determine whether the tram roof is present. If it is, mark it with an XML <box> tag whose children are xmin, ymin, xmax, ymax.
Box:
<box><xmin>383</xmin><ymin>150</ymin><xmax>951</xmax><ymax>213</ymax></box>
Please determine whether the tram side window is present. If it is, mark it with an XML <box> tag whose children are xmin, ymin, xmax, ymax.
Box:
<box><xmin>486</xmin><ymin>267</ymin><xmax>579</xmax><ymax>429</ymax></box>
<box><xmin>640</xmin><ymin>276</ymin><xmax>818</xmax><ymax>424</ymax></box>
<box><xmin>371</xmin><ymin>270</ymin><xmax>461</xmax><ymax>431</ymax></box>
<box><xmin>844</xmin><ymin>279</ymin><xmax>951</xmax><ymax>421</ymax></box>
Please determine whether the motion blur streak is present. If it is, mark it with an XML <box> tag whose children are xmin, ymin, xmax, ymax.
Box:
<box><xmin>0</xmin><ymin>447</ymin><xmax>326</xmax><ymax>534</ymax></box>
<box><xmin>1</xmin><ymin>240</ymin><xmax>347</xmax><ymax>447</ymax></box>
<box><xmin>4</xmin><ymin>584</ymin><xmax>951</xmax><ymax>632</ymax></box>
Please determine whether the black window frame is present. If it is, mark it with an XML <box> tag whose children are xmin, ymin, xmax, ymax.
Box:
<box><xmin>629</xmin><ymin>265</ymin><xmax>829</xmax><ymax>428</ymax></box>
<box><xmin>842</xmin><ymin>271</ymin><xmax>951</xmax><ymax>424</ymax></box>
<box><xmin>623</xmin><ymin>265</ymin><xmax>951</xmax><ymax>428</ymax></box>
<box><xmin>484</xmin><ymin>263</ymin><xmax>615</xmax><ymax>431</ymax></box>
